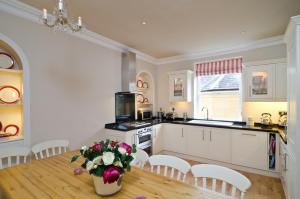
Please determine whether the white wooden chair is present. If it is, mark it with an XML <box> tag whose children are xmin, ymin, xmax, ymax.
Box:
<box><xmin>149</xmin><ymin>155</ymin><xmax>191</xmax><ymax>182</ymax></box>
<box><xmin>191</xmin><ymin>164</ymin><xmax>251</xmax><ymax>199</ymax></box>
<box><xmin>31</xmin><ymin>139</ymin><xmax>69</xmax><ymax>160</ymax></box>
<box><xmin>0</xmin><ymin>147</ymin><xmax>31</xmax><ymax>169</ymax></box>
<box><xmin>131</xmin><ymin>148</ymin><xmax>149</xmax><ymax>169</ymax></box>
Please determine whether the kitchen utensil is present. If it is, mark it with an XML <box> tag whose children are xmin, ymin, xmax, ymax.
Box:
<box><xmin>278</xmin><ymin>111</ymin><xmax>287</xmax><ymax>126</ymax></box>
<box><xmin>260</xmin><ymin>113</ymin><xmax>272</xmax><ymax>125</ymax></box>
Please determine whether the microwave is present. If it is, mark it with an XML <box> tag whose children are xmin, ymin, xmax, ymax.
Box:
<box><xmin>137</xmin><ymin>108</ymin><xmax>153</xmax><ymax>120</ymax></box>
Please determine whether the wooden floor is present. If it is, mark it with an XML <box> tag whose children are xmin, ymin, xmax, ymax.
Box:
<box><xmin>144</xmin><ymin>159</ymin><xmax>285</xmax><ymax>199</ymax></box>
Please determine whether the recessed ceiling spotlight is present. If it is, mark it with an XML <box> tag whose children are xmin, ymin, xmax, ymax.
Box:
<box><xmin>141</xmin><ymin>21</ymin><xmax>147</xmax><ymax>25</ymax></box>
<box><xmin>241</xmin><ymin>31</ymin><xmax>246</xmax><ymax>35</ymax></box>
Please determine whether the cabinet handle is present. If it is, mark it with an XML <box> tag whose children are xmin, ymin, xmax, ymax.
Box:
<box><xmin>210</xmin><ymin>131</ymin><xmax>212</xmax><ymax>142</ymax></box>
<box><xmin>284</xmin><ymin>153</ymin><xmax>287</xmax><ymax>171</ymax></box>
<box><xmin>202</xmin><ymin>130</ymin><xmax>204</xmax><ymax>141</ymax></box>
<box><xmin>181</xmin><ymin>128</ymin><xmax>184</xmax><ymax>137</ymax></box>
<box><xmin>242</xmin><ymin>133</ymin><xmax>256</xmax><ymax>136</ymax></box>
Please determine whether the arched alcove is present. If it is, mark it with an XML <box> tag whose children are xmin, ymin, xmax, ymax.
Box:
<box><xmin>136</xmin><ymin>71</ymin><xmax>155</xmax><ymax>113</ymax></box>
<box><xmin>0</xmin><ymin>33</ymin><xmax>30</xmax><ymax>147</ymax></box>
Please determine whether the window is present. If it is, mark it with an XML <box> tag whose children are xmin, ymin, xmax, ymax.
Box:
<box><xmin>195</xmin><ymin>73</ymin><xmax>242</xmax><ymax>121</ymax></box>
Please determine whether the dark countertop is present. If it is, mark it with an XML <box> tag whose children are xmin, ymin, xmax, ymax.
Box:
<box><xmin>105</xmin><ymin>118</ymin><xmax>287</xmax><ymax>143</ymax></box>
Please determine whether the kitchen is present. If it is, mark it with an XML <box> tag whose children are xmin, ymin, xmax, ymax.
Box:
<box><xmin>0</xmin><ymin>1</ymin><xmax>300</xmax><ymax>199</ymax></box>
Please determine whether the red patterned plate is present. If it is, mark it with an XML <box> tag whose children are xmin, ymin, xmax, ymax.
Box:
<box><xmin>0</xmin><ymin>85</ymin><xmax>20</xmax><ymax>104</ymax></box>
<box><xmin>0</xmin><ymin>52</ymin><xmax>14</xmax><ymax>69</ymax></box>
<box><xmin>0</xmin><ymin>124</ymin><xmax>19</xmax><ymax>137</ymax></box>
<box><xmin>136</xmin><ymin>94</ymin><xmax>144</xmax><ymax>103</ymax></box>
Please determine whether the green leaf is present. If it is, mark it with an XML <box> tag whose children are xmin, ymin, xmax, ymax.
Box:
<box><xmin>71</xmin><ymin>155</ymin><xmax>79</xmax><ymax>163</ymax></box>
<box><xmin>95</xmin><ymin>166</ymin><xmax>104</xmax><ymax>177</ymax></box>
<box><xmin>127</xmin><ymin>165</ymin><xmax>131</xmax><ymax>172</ymax></box>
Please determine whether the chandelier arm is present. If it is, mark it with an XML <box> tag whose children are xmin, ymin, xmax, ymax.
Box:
<box><xmin>43</xmin><ymin>18</ymin><xmax>59</xmax><ymax>28</ymax></box>
<box><xmin>67</xmin><ymin>23</ymin><xmax>81</xmax><ymax>32</ymax></box>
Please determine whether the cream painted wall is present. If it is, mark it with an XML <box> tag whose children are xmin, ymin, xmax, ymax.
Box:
<box><xmin>0</xmin><ymin>11</ymin><xmax>156</xmax><ymax>149</ymax></box>
<box><xmin>156</xmin><ymin>44</ymin><xmax>287</xmax><ymax>121</ymax></box>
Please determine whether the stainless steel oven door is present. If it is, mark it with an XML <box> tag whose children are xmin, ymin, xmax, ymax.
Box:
<box><xmin>138</xmin><ymin>141</ymin><xmax>152</xmax><ymax>156</ymax></box>
<box><xmin>137</xmin><ymin>132</ymin><xmax>152</xmax><ymax>146</ymax></box>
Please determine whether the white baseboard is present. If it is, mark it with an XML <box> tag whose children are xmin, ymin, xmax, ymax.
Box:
<box><xmin>160</xmin><ymin>150</ymin><xmax>280</xmax><ymax>178</ymax></box>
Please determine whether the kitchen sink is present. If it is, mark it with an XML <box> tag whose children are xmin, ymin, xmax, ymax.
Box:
<box><xmin>187</xmin><ymin>120</ymin><xmax>233</xmax><ymax>126</ymax></box>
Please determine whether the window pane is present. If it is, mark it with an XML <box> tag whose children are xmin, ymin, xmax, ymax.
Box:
<box><xmin>196</xmin><ymin>73</ymin><xmax>242</xmax><ymax>121</ymax></box>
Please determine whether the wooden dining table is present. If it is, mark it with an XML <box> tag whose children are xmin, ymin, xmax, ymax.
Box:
<box><xmin>0</xmin><ymin>151</ymin><xmax>226</xmax><ymax>199</ymax></box>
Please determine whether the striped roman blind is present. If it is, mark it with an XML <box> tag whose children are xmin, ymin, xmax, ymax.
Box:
<box><xmin>195</xmin><ymin>57</ymin><xmax>243</xmax><ymax>76</ymax></box>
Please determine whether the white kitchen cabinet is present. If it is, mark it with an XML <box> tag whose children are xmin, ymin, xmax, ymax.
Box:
<box><xmin>209</xmin><ymin>128</ymin><xmax>232</xmax><ymax>163</ymax></box>
<box><xmin>168</xmin><ymin>70</ymin><xmax>193</xmax><ymax>102</ymax></box>
<box><xmin>244</xmin><ymin>64</ymin><xmax>275</xmax><ymax>101</ymax></box>
<box><xmin>275</xmin><ymin>63</ymin><xmax>287</xmax><ymax>101</ymax></box>
<box><xmin>104</xmin><ymin>129</ymin><xmax>136</xmax><ymax>145</ymax></box>
<box><xmin>185</xmin><ymin>125</ymin><xmax>209</xmax><ymax>158</ymax></box>
<box><xmin>152</xmin><ymin>124</ymin><xmax>163</xmax><ymax>154</ymax></box>
<box><xmin>244</xmin><ymin>61</ymin><xmax>287</xmax><ymax>102</ymax></box>
<box><xmin>163</xmin><ymin>124</ymin><xmax>186</xmax><ymax>154</ymax></box>
<box><xmin>232</xmin><ymin>130</ymin><xmax>268</xmax><ymax>170</ymax></box>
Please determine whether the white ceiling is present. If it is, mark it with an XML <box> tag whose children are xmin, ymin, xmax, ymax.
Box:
<box><xmin>19</xmin><ymin>0</ymin><xmax>300</xmax><ymax>59</ymax></box>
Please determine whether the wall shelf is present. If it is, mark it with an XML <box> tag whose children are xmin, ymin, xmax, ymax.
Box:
<box><xmin>0</xmin><ymin>135</ymin><xmax>24</xmax><ymax>144</ymax></box>
<box><xmin>0</xmin><ymin>68</ymin><xmax>23</xmax><ymax>74</ymax></box>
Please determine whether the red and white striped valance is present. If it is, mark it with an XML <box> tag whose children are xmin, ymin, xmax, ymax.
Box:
<box><xmin>195</xmin><ymin>57</ymin><xmax>243</xmax><ymax>76</ymax></box>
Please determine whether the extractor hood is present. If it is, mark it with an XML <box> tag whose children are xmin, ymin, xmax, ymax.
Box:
<box><xmin>121</xmin><ymin>51</ymin><xmax>137</xmax><ymax>92</ymax></box>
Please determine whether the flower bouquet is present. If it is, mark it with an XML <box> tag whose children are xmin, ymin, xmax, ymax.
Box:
<box><xmin>71</xmin><ymin>139</ymin><xmax>136</xmax><ymax>196</ymax></box>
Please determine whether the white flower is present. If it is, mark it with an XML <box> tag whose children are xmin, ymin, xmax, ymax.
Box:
<box><xmin>86</xmin><ymin>161</ymin><xmax>94</xmax><ymax>171</ymax></box>
<box><xmin>81</xmin><ymin>146</ymin><xmax>87</xmax><ymax>152</ymax></box>
<box><xmin>93</xmin><ymin>156</ymin><xmax>102</xmax><ymax>165</ymax></box>
<box><xmin>118</xmin><ymin>147</ymin><xmax>126</xmax><ymax>155</ymax></box>
<box><xmin>114</xmin><ymin>161</ymin><xmax>123</xmax><ymax>168</ymax></box>
<box><xmin>102</xmin><ymin>152</ymin><xmax>115</xmax><ymax>165</ymax></box>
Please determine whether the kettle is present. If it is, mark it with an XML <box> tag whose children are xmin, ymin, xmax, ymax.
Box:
<box><xmin>261</xmin><ymin>113</ymin><xmax>272</xmax><ymax>125</ymax></box>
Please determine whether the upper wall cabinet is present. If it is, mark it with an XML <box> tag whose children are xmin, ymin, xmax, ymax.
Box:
<box><xmin>244</xmin><ymin>61</ymin><xmax>287</xmax><ymax>102</ymax></box>
<box><xmin>168</xmin><ymin>70</ymin><xmax>193</xmax><ymax>102</ymax></box>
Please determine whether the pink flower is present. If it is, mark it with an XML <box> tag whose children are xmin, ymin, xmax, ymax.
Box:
<box><xmin>110</xmin><ymin>140</ymin><xmax>116</xmax><ymax>148</ymax></box>
<box><xmin>119</xmin><ymin>143</ymin><xmax>132</xmax><ymax>155</ymax></box>
<box><xmin>74</xmin><ymin>167</ymin><xmax>83</xmax><ymax>175</ymax></box>
<box><xmin>103</xmin><ymin>166</ymin><xmax>121</xmax><ymax>184</ymax></box>
<box><xmin>92</xmin><ymin>143</ymin><xmax>102</xmax><ymax>152</ymax></box>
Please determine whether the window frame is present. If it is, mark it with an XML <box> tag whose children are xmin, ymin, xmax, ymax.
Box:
<box><xmin>193</xmin><ymin>70</ymin><xmax>244</xmax><ymax>121</ymax></box>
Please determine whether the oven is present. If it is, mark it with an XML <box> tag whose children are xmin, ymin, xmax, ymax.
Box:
<box><xmin>136</xmin><ymin>126</ymin><xmax>153</xmax><ymax>155</ymax></box>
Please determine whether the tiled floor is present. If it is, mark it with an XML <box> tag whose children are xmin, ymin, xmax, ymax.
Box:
<box><xmin>144</xmin><ymin>159</ymin><xmax>285</xmax><ymax>199</ymax></box>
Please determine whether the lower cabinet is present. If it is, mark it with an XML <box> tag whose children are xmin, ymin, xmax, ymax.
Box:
<box><xmin>231</xmin><ymin>130</ymin><xmax>268</xmax><ymax>170</ymax></box>
<box><xmin>185</xmin><ymin>126</ymin><xmax>209</xmax><ymax>158</ymax></box>
<box><xmin>209</xmin><ymin>128</ymin><xmax>232</xmax><ymax>163</ymax></box>
<box><xmin>152</xmin><ymin>124</ymin><xmax>163</xmax><ymax>154</ymax></box>
<box><xmin>163</xmin><ymin>124</ymin><xmax>186</xmax><ymax>154</ymax></box>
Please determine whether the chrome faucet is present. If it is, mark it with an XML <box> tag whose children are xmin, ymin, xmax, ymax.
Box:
<box><xmin>201</xmin><ymin>107</ymin><xmax>209</xmax><ymax>120</ymax></box>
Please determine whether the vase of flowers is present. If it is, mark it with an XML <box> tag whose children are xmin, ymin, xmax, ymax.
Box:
<box><xmin>71</xmin><ymin>139</ymin><xmax>136</xmax><ymax>196</ymax></box>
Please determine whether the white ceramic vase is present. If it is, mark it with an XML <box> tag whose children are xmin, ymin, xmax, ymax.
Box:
<box><xmin>92</xmin><ymin>175</ymin><xmax>122</xmax><ymax>196</ymax></box>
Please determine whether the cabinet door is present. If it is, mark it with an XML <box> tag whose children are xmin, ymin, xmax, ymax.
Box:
<box><xmin>232</xmin><ymin>130</ymin><xmax>268</xmax><ymax>170</ymax></box>
<box><xmin>153</xmin><ymin>124</ymin><xmax>163</xmax><ymax>154</ymax></box>
<box><xmin>163</xmin><ymin>124</ymin><xmax>186</xmax><ymax>153</ymax></box>
<box><xmin>245</xmin><ymin>64</ymin><xmax>275</xmax><ymax>101</ymax></box>
<box><xmin>209</xmin><ymin>128</ymin><xmax>232</xmax><ymax>163</ymax></box>
<box><xmin>185</xmin><ymin>126</ymin><xmax>209</xmax><ymax>158</ymax></box>
<box><xmin>275</xmin><ymin>63</ymin><xmax>287</xmax><ymax>101</ymax></box>
<box><xmin>169</xmin><ymin>73</ymin><xmax>187</xmax><ymax>102</ymax></box>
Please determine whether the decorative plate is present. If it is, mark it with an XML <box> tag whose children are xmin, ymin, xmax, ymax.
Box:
<box><xmin>136</xmin><ymin>80</ymin><xmax>143</xmax><ymax>88</ymax></box>
<box><xmin>143</xmin><ymin>98</ymin><xmax>149</xmax><ymax>103</ymax></box>
<box><xmin>136</xmin><ymin>94</ymin><xmax>144</xmax><ymax>103</ymax></box>
<box><xmin>0</xmin><ymin>85</ymin><xmax>21</xmax><ymax>104</ymax></box>
<box><xmin>0</xmin><ymin>52</ymin><xmax>14</xmax><ymax>69</ymax></box>
<box><xmin>142</xmin><ymin>82</ymin><xmax>149</xmax><ymax>89</ymax></box>
<box><xmin>0</xmin><ymin>121</ymin><xmax>2</xmax><ymax>131</ymax></box>
<box><xmin>0</xmin><ymin>124</ymin><xmax>19</xmax><ymax>137</ymax></box>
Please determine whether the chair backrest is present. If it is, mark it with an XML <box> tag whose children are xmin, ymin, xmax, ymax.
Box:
<box><xmin>32</xmin><ymin>140</ymin><xmax>69</xmax><ymax>160</ymax></box>
<box><xmin>149</xmin><ymin>155</ymin><xmax>191</xmax><ymax>182</ymax></box>
<box><xmin>0</xmin><ymin>147</ymin><xmax>31</xmax><ymax>169</ymax></box>
<box><xmin>191</xmin><ymin>164</ymin><xmax>251</xmax><ymax>199</ymax></box>
<box><xmin>131</xmin><ymin>148</ymin><xmax>149</xmax><ymax>169</ymax></box>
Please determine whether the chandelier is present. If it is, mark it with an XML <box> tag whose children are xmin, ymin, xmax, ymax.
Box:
<box><xmin>42</xmin><ymin>0</ymin><xmax>83</xmax><ymax>32</ymax></box>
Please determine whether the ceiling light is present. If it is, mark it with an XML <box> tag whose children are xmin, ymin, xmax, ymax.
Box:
<box><xmin>41</xmin><ymin>0</ymin><xmax>83</xmax><ymax>32</ymax></box>
<box><xmin>141</xmin><ymin>21</ymin><xmax>147</xmax><ymax>25</ymax></box>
